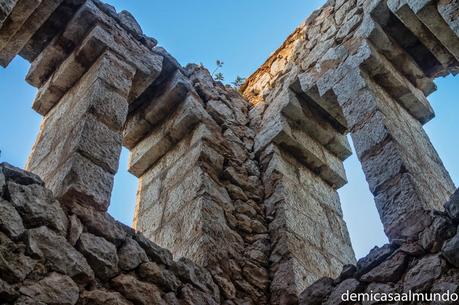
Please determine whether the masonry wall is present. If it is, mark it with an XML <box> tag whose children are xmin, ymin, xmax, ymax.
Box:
<box><xmin>0</xmin><ymin>163</ymin><xmax>221</xmax><ymax>305</ymax></box>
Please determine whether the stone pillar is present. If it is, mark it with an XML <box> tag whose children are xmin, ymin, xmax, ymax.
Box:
<box><xmin>26</xmin><ymin>49</ymin><xmax>135</xmax><ymax>211</ymax></box>
<box><xmin>0</xmin><ymin>1</ymin><xmax>162</xmax><ymax>211</ymax></box>
<box><xmin>251</xmin><ymin>88</ymin><xmax>356</xmax><ymax>303</ymax></box>
<box><xmin>321</xmin><ymin>2</ymin><xmax>457</xmax><ymax>240</ymax></box>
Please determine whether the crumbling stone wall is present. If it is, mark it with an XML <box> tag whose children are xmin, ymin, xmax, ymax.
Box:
<box><xmin>0</xmin><ymin>163</ymin><xmax>221</xmax><ymax>305</ymax></box>
<box><xmin>298</xmin><ymin>189</ymin><xmax>459</xmax><ymax>305</ymax></box>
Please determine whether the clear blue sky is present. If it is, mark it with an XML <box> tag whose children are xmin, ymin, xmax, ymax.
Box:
<box><xmin>0</xmin><ymin>1</ymin><xmax>457</xmax><ymax>259</ymax></box>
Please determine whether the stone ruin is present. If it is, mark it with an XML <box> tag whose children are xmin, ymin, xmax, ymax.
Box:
<box><xmin>0</xmin><ymin>0</ymin><xmax>458</xmax><ymax>304</ymax></box>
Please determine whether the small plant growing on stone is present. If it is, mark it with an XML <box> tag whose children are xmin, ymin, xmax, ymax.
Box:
<box><xmin>214</xmin><ymin>72</ymin><xmax>224</xmax><ymax>81</ymax></box>
<box><xmin>232</xmin><ymin>76</ymin><xmax>245</xmax><ymax>88</ymax></box>
<box><xmin>212</xmin><ymin>59</ymin><xmax>225</xmax><ymax>81</ymax></box>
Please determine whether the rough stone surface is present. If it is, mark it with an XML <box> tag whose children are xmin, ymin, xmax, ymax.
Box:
<box><xmin>0</xmin><ymin>0</ymin><xmax>458</xmax><ymax>304</ymax></box>
<box><xmin>0</xmin><ymin>164</ymin><xmax>219</xmax><ymax>305</ymax></box>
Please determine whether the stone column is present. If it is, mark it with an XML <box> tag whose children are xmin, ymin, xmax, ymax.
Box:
<box><xmin>251</xmin><ymin>87</ymin><xmax>356</xmax><ymax>303</ymax></box>
<box><xmin>323</xmin><ymin>2</ymin><xmax>457</xmax><ymax>240</ymax></box>
<box><xmin>0</xmin><ymin>0</ymin><xmax>162</xmax><ymax>211</ymax></box>
<box><xmin>26</xmin><ymin>49</ymin><xmax>135</xmax><ymax>211</ymax></box>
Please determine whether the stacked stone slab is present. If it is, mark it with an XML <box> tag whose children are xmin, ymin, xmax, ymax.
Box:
<box><xmin>0</xmin><ymin>163</ymin><xmax>221</xmax><ymax>305</ymax></box>
<box><xmin>243</xmin><ymin>0</ymin><xmax>458</xmax><ymax>242</ymax></box>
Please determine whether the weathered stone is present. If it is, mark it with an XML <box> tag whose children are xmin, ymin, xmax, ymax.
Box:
<box><xmin>403</xmin><ymin>255</ymin><xmax>443</xmax><ymax>291</ymax></box>
<box><xmin>0</xmin><ymin>232</ymin><xmax>35</xmax><ymax>284</ymax></box>
<box><xmin>360</xmin><ymin>252</ymin><xmax>408</xmax><ymax>283</ymax></box>
<box><xmin>363</xmin><ymin>282</ymin><xmax>396</xmax><ymax>305</ymax></box>
<box><xmin>179</xmin><ymin>284</ymin><xmax>220</xmax><ymax>305</ymax></box>
<box><xmin>420</xmin><ymin>216</ymin><xmax>456</xmax><ymax>252</ymax></box>
<box><xmin>79</xmin><ymin>290</ymin><xmax>133</xmax><ymax>305</ymax></box>
<box><xmin>298</xmin><ymin>277</ymin><xmax>334</xmax><ymax>305</ymax></box>
<box><xmin>118</xmin><ymin>238</ymin><xmax>148</xmax><ymax>271</ymax></box>
<box><xmin>445</xmin><ymin>188</ymin><xmax>459</xmax><ymax>223</ymax></box>
<box><xmin>133</xmin><ymin>232</ymin><xmax>173</xmax><ymax>266</ymax></box>
<box><xmin>7</xmin><ymin>181</ymin><xmax>68</xmax><ymax>235</ymax></box>
<box><xmin>172</xmin><ymin>258</ymin><xmax>220</xmax><ymax>301</ymax></box>
<box><xmin>323</xmin><ymin>278</ymin><xmax>363</xmax><ymax>305</ymax></box>
<box><xmin>26</xmin><ymin>226</ymin><xmax>94</xmax><ymax>283</ymax></box>
<box><xmin>356</xmin><ymin>244</ymin><xmax>396</xmax><ymax>276</ymax></box>
<box><xmin>442</xmin><ymin>231</ymin><xmax>459</xmax><ymax>268</ymax></box>
<box><xmin>77</xmin><ymin>232</ymin><xmax>119</xmax><ymax>280</ymax></box>
<box><xmin>70</xmin><ymin>203</ymin><xmax>127</xmax><ymax>246</ymax></box>
<box><xmin>111</xmin><ymin>274</ymin><xmax>166</xmax><ymax>305</ymax></box>
<box><xmin>118</xmin><ymin>10</ymin><xmax>142</xmax><ymax>36</ymax></box>
<box><xmin>14</xmin><ymin>296</ymin><xmax>47</xmax><ymax>305</ymax></box>
<box><xmin>0</xmin><ymin>163</ymin><xmax>43</xmax><ymax>186</ymax></box>
<box><xmin>335</xmin><ymin>264</ymin><xmax>356</xmax><ymax>283</ymax></box>
<box><xmin>19</xmin><ymin>272</ymin><xmax>79</xmax><ymax>305</ymax></box>
<box><xmin>138</xmin><ymin>262</ymin><xmax>181</xmax><ymax>292</ymax></box>
<box><xmin>0</xmin><ymin>198</ymin><xmax>25</xmax><ymax>239</ymax></box>
<box><xmin>0</xmin><ymin>277</ymin><xmax>18</xmax><ymax>302</ymax></box>
<box><xmin>67</xmin><ymin>214</ymin><xmax>83</xmax><ymax>247</ymax></box>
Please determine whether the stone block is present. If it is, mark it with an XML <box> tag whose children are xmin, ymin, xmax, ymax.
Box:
<box><xmin>360</xmin><ymin>140</ymin><xmax>404</xmax><ymax>194</ymax></box>
<box><xmin>77</xmin><ymin>232</ymin><xmax>119</xmax><ymax>280</ymax></box>
<box><xmin>143</xmin><ymin>70</ymin><xmax>191</xmax><ymax>125</ymax></box>
<box><xmin>111</xmin><ymin>274</ymin><xmax>164</xmax><ymax>305</ymax></box>
<box><xmin>0</xmin><ymin>0</ymin><xmax>41</xmax><ymax>66</ymax></box>
<box><xmin>19</xmin><ymin>272</ymin><xmax>79</xmax><ymax>305</ymax></box>
<box><xmin>7</xmin><ymin>181</ymin><xmax>68</xmax><ymax>236</ymax></box>
<box><xmin>293</xmin><ymin>72</ymin><xmax>348</xmax><ymax>131</ymax></box>
<box><xmin>0</xmin><ymin>0</ymin><xmax>63</xmax><ymax>67</ymax></box>
<box><xmin>26</xmin><ymin>226</ymin><xmax>94</xmax><ymax>283</ymax></box>
<box><xmin>0</xmin><ymin>198</ymin><xmax>25</xmax><ymax>240</ymax></box>
<box><xmin>0</xmin><ymin>0</ymin><xmax>18</xmax><ymax>27</ymax></box>
<box><xmin>50</xmin><ymin>153</ymin><xmax>115</xmax><ymax>212</ymax></box>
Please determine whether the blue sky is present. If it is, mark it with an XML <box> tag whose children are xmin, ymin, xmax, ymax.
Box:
<box><xmin>0</xmin><ymin>1</ymin><xmax>457</xmax><ymax>259</ymax></box>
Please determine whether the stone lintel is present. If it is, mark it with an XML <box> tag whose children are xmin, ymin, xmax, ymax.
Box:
<box><xmin>32</xmin><ymin>25</ymin><xmax>115</xmax><ymax>115</ymax></box>
<box><xmin>143</xmin><ymin>70</ymin><xmax>192</xmax><ymax>126</ymax></box>
<box><xmin>123</xmin><ymin>72</ymin><xmax>194</xmax><ymax>150</ymax></box>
